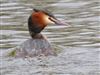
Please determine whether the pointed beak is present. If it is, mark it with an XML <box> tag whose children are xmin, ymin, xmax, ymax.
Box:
<box><xmin>55</xmin><ymin>19</ymin><xmax>66</xmax><ymax>25</ymax></box>
<box><xmin>49</xmin><ymin>17</ymin><xmax>66</xmax><ymax>25</ymax></box>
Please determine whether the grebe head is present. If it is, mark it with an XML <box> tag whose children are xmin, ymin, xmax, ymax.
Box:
<box><xmin>32</xmin><ymin>9</ymin><xmax>64</xmax><ymax>25</ymax></box>
<box><xmin>28</xmin><ymin>8</ymin><xmax>64</xmax><ymax>38</ymax></box>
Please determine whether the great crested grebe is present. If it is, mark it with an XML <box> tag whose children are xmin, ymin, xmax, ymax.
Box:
<box><xmin>8</xmin><ymin>8</ymin><xmax>65</xmax><ymax>57</ymax></box>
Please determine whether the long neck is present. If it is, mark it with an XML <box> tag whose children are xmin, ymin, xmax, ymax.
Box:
<box><xmin>32</xmin><ymin>33</ymin><xmax>46</xmax><ymax>39</ymax></box>
<box><xmin>28</xmin><ymin>16</ymin><xmax>46</xmax><ymax>38</ymax></box>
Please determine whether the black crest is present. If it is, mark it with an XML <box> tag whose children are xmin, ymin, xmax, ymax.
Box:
<box><xmin>33</xmin><ymin>8</ymin><xmax>40</xmax><ymax>12</ymax></box>
<box><xmin>33</xmin><ymin>8</ymin><xmax>56</xmax><ymax>19</ymax></box>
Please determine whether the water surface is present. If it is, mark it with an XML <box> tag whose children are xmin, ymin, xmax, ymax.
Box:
<box><xmin>0</xmin><ymin>0</ymin><xmax>100</xmax><ymax>75</ymax></box>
